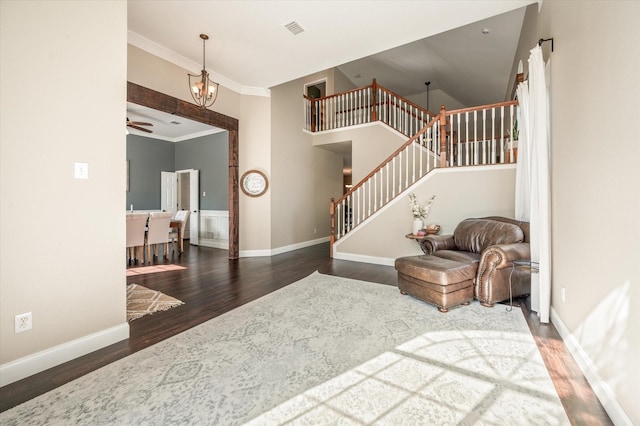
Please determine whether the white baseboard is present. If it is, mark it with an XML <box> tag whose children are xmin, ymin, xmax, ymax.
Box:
<box><xmin>0</xmin><ymin>323</ymin><xmax>129</xmax><ymax>387</ymax></box>
<box><xmin>332</xmin><ymin>251</ymin><xmax>395</xmax><ymax>267</ymax></box>
<box><xmin>240</xmin><ymin>236</ymin><xmax>330</xmax><ymax>257</ymax></box>
<box><xmin>550</xmin><ymin>307</ymin><xmax>632</xmax><ymax>425</ymax></box>
<box><xmin>198</xmin><ymin>239</ymin><xmax>228</xmax><ymax>250</ymax></box>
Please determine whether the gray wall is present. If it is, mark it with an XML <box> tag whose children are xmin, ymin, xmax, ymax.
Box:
<box><xmin>175</xmin><ymin>131</ymin><xmax>229</xmax><ymax>210</ymax></box>
<box><xmin>126</xmin><ymin>131</ymin><xmax>229</xmax><ymax>211</ymax></box>
<box><xmin>126</xmin><ymin>135</ymin><xmax>174</xmax><ymax>210</ymax></box>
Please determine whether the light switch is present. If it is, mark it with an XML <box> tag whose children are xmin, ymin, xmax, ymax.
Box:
<box><xmin>74</xmin><ymin>162</ymin><xmax>89</xmax><ymax>179</ymax></box>
<box><xmin>202</xmin><ymin>191</ymin><xmax>206</xmax><ymax>197</ymax></box>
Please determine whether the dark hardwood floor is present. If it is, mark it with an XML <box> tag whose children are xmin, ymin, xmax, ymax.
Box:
<box><xmin>0</xmin><ymin>243</ymin><xmax>612</xmax><ymax>424</ymax></box>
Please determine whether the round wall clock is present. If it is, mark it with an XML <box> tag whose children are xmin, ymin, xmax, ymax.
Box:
<box><xmin>240</xmin><ymin>169</ymin><xmax>268</xmax><ymax>197</ymax></box>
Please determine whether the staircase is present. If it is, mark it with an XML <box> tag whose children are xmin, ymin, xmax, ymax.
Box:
<box><xmin>304</xmin><ymin>80</ymin><xmax>519</xmax><ymax>256</ymax></box>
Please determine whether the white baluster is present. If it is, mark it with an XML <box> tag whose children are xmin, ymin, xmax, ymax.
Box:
<box><xmin>394</xmin><ymin>95</ymin><xmax>397</xmax><ymax>129</ymax></box>
<box><xmin>385</xmin><ymin>163</ymin><xmax>391</xmax><ymax>203</ymax></box>
<box><xmin>392</xmin><ymin>153</ymin><xmax>402</xmax><ymax>198</ymax></box>
<box><xmin>351</xmin><ymin>91</ymin><xmax>354</xmax><ymax>126</ymax></box>
<box><xmin>368</xmin><ymin>180</ymin><xmax>371</xmax><ymax>218</ymax></box>
<box><xmin>456</xmin><ymin>113</ymin><xmax>461</xmax><ymax>166</ymax></box>
<box><xmin>365</xmin><ymin>88</ymin><xmax>369</xmax><ymax>124</ymax></box>
<box><xmin>473</xmin><ymin>111</ymin><xmax>477</xmax><ymax>165</ymax></box>
<box><xmin>499</xmin><ymin>106</ymin><xmax>504</xmax><ymax>163</ymax></box>
<box><xmin>482</xmin><ymin>109</ymin><xmax>486</xmax><ymax>164</ymax></box>
<box><xmin>510</xmin><ymin>104</ymin><xmax>515</xmax><ymax>162</ymax></box>
<box><xmin>406</xmin><ymin>145</ymin><xmax>411</xmax><ymax>188</ymax></box>
<box><xmin>335</xmin><ymin>202</ymin><xmax>339</xmax><ymax>239</ymax></box>
<box><xmin>373</xmin><ymin>174</ymin><xmax>377</xmax><ymax>211</ymax></box>
<box><xmin>383</xmin><ymin>90</ymin><xmax>387</xmax><ymax>123</ymax></box>
<box><xmin>411</xmin><ymin>141</ymin><xmax>416</xmax><ymax>184</ymax></box>
<box><xmin>419</xmin><ymin>132</ymin><xmax>423</xmax><ymax>176</ymax></box>
<box><xmin>491</xmin><ymin>108</ymin><xmax>497</xmax><ymax>164</ymax></box>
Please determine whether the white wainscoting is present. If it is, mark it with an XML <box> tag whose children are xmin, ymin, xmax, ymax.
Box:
<box><xmin>198</xmin><ymin>210</ymin><xmax>229</xmax><ymax>250</ymax></box>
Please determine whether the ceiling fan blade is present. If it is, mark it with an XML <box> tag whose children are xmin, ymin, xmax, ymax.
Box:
<box><xmin>128</xmin><ymin>124</ymin><xmax>153</xmax><ymax>133</ymax></box>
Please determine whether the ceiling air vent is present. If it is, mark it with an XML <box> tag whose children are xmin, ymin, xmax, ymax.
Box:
<box><xmin>284</xmin><ymin>21</ymin><xmax>304</xmax><ymax>35</ymax></box>
<box><xmin>170</xmin><ymin>121</ymin><xmax>181</xmax><ymax>125</ymax></box>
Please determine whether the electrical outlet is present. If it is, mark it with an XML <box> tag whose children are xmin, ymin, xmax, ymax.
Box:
<box><xmin>314</xmin><ymin>228</ymin><xmax>317</xmax><ymax>234</ymax></box>
<box><xmin>15</xmin><ymin>312</ymin><xmax>32</xmax><ymax>333</ymax></box>
<box><xmin>561</xmin><ymin>287</ymin><xmax>566</xmax><ymax>303</ymax></box>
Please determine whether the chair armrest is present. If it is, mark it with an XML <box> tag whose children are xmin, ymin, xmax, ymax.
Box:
<box><xmin>475</xmin><ymin>242</ymin><xmax>531</xmax><ymax>305</ymax></box>
<box><xmin>419</xmin><ymin>235</ymin><xmax>456</xmax><ymax>255</ymax></box>
<box><xmin>479</xmin><ymin>242</ymin><xmax>531</xmax><ymax>270</ymax></box>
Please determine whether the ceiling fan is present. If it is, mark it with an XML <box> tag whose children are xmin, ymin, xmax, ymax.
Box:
<box><xmin>126</xmin><ymin>117</ymin><xmax>153</xmax><ymax>133</ymax></box>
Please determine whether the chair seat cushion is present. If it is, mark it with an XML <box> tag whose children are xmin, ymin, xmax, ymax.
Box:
<box><xmin>395</xmin><ymin>255</ymin><xmax>478</xmax><ymax>285</ymax></box>
<box><xmin>433</xmin><ymin>250</ymin><xmax>481</xmax><ymax>264</ymax></box>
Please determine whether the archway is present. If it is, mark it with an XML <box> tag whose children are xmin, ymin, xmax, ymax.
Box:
<box><xmin>127</xmin><ymin>82</ymin><xmax>239</xmax><ymax>259</ymax></box>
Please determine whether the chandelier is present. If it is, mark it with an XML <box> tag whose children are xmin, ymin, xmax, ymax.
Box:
<box><xmin>188</xmin><ymin>34</ymin><xmax>219</xmax><ymax>109</ymax></box>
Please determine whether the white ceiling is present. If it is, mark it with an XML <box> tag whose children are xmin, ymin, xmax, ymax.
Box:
<box><xmin>336</xmin><ymin>7</ymin><xmax>527</xmax><ymax>106</ymax></box>
<box><xmin>127</xmin><ymin>0</ymin><xmax>535</xmax><ymax>140</ymax></box>
<box><xmin>126</xmin><ymin>102</ymin><xmax>224</xmax><ymax>141</ymax></box>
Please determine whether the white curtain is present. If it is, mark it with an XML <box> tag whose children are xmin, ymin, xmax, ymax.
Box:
<box><xmin>515</xmin><ymin>45</ymin><xmax>551</xmax><ymax>323</ymax></box>
<box><xmin>515</xmin><ymin>83</ymin><xmax>530</xmax><ymax>221</ymax></box>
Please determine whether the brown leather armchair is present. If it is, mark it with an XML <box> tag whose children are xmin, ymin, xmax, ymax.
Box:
<box><xmin>398</xmin><ymin>216</ymin><xmax>531</xmax><ymax>310</ymax></box>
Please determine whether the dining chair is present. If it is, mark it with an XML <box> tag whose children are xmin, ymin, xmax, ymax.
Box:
<box><xmin>170</xmin><ymin>210</ymin><xmax>190</xmax><ymax>254</ymax></box>
<box><xmin>146</xmin><ymin>212</ymin><xmax>174</xmax><ymax>263</ymax></box>
<box><xmin>126</xmin><ymin>213</ymin><xmax>149</xmax><ymax>264</ymax></box>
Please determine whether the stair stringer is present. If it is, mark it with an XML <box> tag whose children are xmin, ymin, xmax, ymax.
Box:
<box><xmin>333</xmin><ymin>164</ymin><xmax>518</xmax><ymax>266</ymax></box>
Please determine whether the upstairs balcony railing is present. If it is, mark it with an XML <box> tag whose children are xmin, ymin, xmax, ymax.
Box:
<box><xmin>304</xmin><ymin>79</ymin><xmax>434</xmax><ymax>139</ymax></box>
<box><xmin>306</xmin><ymin>82</ymin><xmax>519</xmax><ymax>253</ymax></box>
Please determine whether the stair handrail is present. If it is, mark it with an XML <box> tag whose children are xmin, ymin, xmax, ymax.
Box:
<box><xmin>330</xmin><ymin>113</ymin><xmax>442</xmax><ymax>254</ymax></box>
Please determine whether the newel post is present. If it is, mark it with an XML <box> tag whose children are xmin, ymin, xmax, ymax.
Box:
<box><xmin>371</xmin><ymin>79</ymin><xmax>377</xmax><ymax>122</ymax></box>
<box><xmin>439</xmin><ymin>105</ymin><xmax>447</xmax><ymax>168</ymax></box>
<box><xmin>329</xmin><ymin>198</ymin><xmax>336</xmax><ymax>257</ymax></box>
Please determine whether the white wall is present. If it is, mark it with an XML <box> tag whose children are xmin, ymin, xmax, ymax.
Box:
<box><xmin>128</xmin><ymin>45</ymin><xmax>241</xmax><ymax>119</ymax></box>
<box><xmin>312</xmin><ymin>123</ymin><xmax>407</xmax><ymax>183</ymax></box>
<box><xmin>514</xmin><ymin>2</ymin><xmax>640</xmax><ymax>423</ymax></box>
<box><xmin>270</xmin><ymin>70</ymin><xmax>344</xmax><ymax>250</ymax></box>
<box><xmin>239</xmin><ymin>95</ymin><xmax>272</xmax><ymax>252</ymax></box>
<box><xmin>334</xmin><ymin>166</ymin><xmax>516</xmax><ymax>264</ymax></box>
<box><xmin>0</xmin><ymin>1</ymin><xmax>128</xmax><ymax>384</ymax></box>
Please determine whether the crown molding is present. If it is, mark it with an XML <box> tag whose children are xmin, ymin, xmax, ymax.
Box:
<box><xmin>241</xmin><ymin>86</ymin><xmax>271</xmax><ymax>97</ymax></box>
<box><xmin>128</xmin><ymin>31</ymin><xmax>270</xmax><ymax>98</ymax></box>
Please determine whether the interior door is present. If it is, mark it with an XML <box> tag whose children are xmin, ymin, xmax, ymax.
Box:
<box><xmin>160</xmin><ymin>171</ymin><xmax>177</xmax><ymax>214</ymax></box>
<box><xmin>177</xmin><ymin>171</ymin><xmax>191</xmax><ymax>237</ymax></box>
<box><xmin>189</xmin><ymin>169</ymin><xmax>199</xmax><ymax>245</ymax></box>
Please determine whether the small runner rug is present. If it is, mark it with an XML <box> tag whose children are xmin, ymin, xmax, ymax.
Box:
<box><xmin>126</xmin><ymin>283</ymin><xmax>184</xmax><ymax>322</ymax></box>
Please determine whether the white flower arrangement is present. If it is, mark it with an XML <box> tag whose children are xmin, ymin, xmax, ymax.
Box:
<box><xmin>408</xmin><ymin>193</ymin><xmax>436</xmax><ymax>219</ymax></box>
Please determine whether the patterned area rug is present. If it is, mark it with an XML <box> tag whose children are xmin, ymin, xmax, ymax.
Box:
<box><xmin>1</xmin><ymin>272</ymin><xmax>568</xmax><ymax>425</ymax></box>
<box><xmin>126</xmin><ymin>284</ymin><xmax>184</xmax><ymax>322</ymax></box>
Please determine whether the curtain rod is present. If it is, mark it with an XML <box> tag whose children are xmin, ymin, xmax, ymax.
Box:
<box><xmin>538</xmin><ymin>37</ymin><xmax>554</xmax><ymax>52</ymax></box>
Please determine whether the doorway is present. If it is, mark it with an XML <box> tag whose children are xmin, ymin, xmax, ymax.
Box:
<box><xmin>160</xmin><ymin>169</ymin><xmax>201</xmax><ymax>246</ymax></box>
<box><xmin>127</xmin><ymin>81</ymin><xmax>240</xmax><ymax>259</ymax></box>
<box><xmin>304</xmin><ymin>79</ymin><xmax>326</xmax><ymax>99</ymax></box>
<box><xmin>127</xmin><ymin>82</ymin><xmax>239</xmax><ymax>259</ymax></box>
